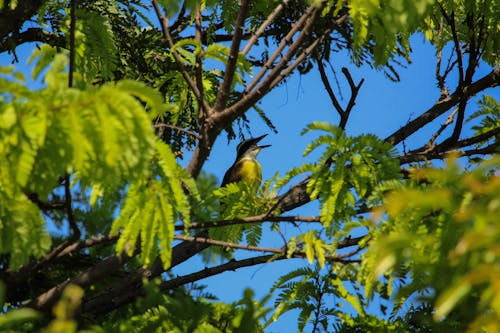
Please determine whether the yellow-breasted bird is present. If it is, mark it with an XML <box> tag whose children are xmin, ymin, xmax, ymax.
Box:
<box><xmin>221</xmin><ymin>134</ymin><xmax>271</xmax><ymax>189</ymax></box>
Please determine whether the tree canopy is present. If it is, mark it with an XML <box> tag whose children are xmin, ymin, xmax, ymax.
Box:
<box><xmin>0</xmin><ymin>0</ymin><xmax>499</xmax><ymax>332</ymax></box>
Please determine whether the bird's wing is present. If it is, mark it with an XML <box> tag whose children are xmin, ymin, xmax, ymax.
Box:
<box><xmin>221</xmin><ymin>161</ymin><xmax>242</xmax><ymax>187</ymax></box>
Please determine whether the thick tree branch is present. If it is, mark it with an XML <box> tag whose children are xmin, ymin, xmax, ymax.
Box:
<box><xmin>0</xmin><ymin>1</ymin><xmax>46</xmax><ymax>42</ymax></box>
<box><xmin>0</xmin><ymin>28</ymin><xmax>65</xmax><ymax>54</ymax></box>
<box><xmin>28</xmin><ymin>252</ymin><xmax>134</xmax><ymax>312</ymax></box>
<box><xmin>160</xmin><ymin>254</ymin><xmax>279</xmax><ymax>291</ymax></box>
<box><xmin>215</xmin><ymin>6</ymin><xmax>337</xmax><ymax>129</ymax></box>
<box><xmin>385</xmin><ymin>66</ymin><xmax>500</xmax><ymax>146</ymax></box>
<box><xmin>80</xmin><ymin>233</ymin><xmax>365</xmax><ymax>317</ymax></box>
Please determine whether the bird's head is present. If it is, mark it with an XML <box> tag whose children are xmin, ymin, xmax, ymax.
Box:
<box><xmin>236</xmin><ymin>134</ymin><xmax>271</xmax><ymax>160</ymax></box>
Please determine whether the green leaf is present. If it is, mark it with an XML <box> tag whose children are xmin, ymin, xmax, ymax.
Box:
<box><xmin>434</xmin><ymin>281</ymin><xmax>471</xmax><ymax>320</ymax></box>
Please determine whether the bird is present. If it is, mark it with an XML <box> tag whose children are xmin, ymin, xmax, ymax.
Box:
<box><xmin>221</xmin><ymin>134</ymin><xmax>271</xmax><ymax>189</ymax></box>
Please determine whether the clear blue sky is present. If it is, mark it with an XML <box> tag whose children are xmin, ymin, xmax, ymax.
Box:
<box><xmin>2</xmin><ymin>27</ymin><xmax>499</xmax><ymax>332</ymax></box>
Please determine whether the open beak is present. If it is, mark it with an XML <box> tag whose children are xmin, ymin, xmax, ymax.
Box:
<box><xmin>251</xmin><ymin>134</ymin><xmax>271</xmax><ymax>149</ymax></box>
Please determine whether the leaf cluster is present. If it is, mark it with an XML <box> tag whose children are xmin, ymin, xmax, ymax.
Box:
<box><xmin>361</xmin><ymin>157</ymin><xmax>500</xmax><ymax>332</ymax></box>
<box><xmin>96</xmin><ymin>282</ymin><xmax>269</xmax><ymax>333</ymax></box>
<box><xmin>0</xmin><ymin>55</ymin><xmax>196</xmax><ymax>270</ymax></box>
<box><xmin>278</xmin><ymin>122</ymin><xmax>400</xmax><ymax>231</ymax></box>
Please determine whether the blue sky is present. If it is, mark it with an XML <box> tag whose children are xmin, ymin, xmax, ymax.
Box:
<box><xmin>2</xmin><ymin>23</ymin><xmax>499</xmax><ymax>332</ymax></box>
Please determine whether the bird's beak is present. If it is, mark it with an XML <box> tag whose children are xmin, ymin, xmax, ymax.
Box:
<box><xmin>252</xmin><ymin>134</ymin><xmax>271</xmax><ymax>149</ymax></box>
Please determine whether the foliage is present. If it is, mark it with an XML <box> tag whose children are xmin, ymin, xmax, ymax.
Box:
<box><xmin>335</xmin><ymin>0</ymin><xmax>435</xmax><ymax>65</ymax></box>
<box><xmin>467</xmin><ymin>95</ymin><xmax>500</xmax><ymax>140</ymax></box>
<box><xmin>361</xmin><ymin>157</ymin><xmax>500</xmax><ymax>332</ymax></box>
<box><xmin>95</xmin><ymin>281</ymin><xmax>270</xmax><ymax>333</ymax></box>
<box><xmin>422</xmin><ymin>0</ymin><xmax>500</xmax><ymax>66</ymax></box>
<box><xmin>278</xmin><ymin>122</ymin><xmax>400</xmax><ymax>229</ymax></box>
<box><xmin>0</xmin><ymin>56</ymin><xmax>196</xmax><ymax>269</ymax></box>
<box><xmin>0</xmin><ymin>0</ymin><xmax>498</xmax><ymax>332</ymax></box>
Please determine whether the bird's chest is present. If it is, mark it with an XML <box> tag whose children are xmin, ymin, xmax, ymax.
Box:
<box><xmin>239</xmin><ymin>159</ymin><xmax>262</xmax><ymax>187</ymax></box>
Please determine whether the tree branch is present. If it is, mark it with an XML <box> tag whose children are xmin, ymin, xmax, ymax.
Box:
<box><xmin>339</xmin><ymin>67</ymin><xmax>364</xmax><ymax>129</ymax></box>
<box><xmin>80</xmin><ymin>233</ymin><xmax>365</xmax><ymax>317</ymax></box>
<box><xmin>0</xmin><ymin>28</ymin><xmax>65</xmax><ymax>54</ymax></box>
<box><xmin>215</xmin><ymin>6</ymin><xmax>336</xmax><ymax>129</ymax></box>
<box><xmin>241</xmin><ymin>0</ymin><xmax>288</xmax><ymax>55</ymax></box>
<box><xmin>402</xmin><ymin>123</ymin><xmax>500</xmax><ymax>162</ymax></box>
<box><xmin>28</xmin><ymin>252</ymin><xmax>134</xmax><ymax>312</ymax></box>
<box><xmin>194</xmin><ymin>3</ymin><xmax>205</xmax><ymax>118</ymax></box>
<box><xmin>212</xmin><ymin>0</ymin><xmax>250</xmax><ymax>112</ymax></box>
<box><xmin>0</xmin><ymin>0</ymin><xmax>46</xmax><ymax>43</ymax></box>
<box><xmin>176</xmin><ymin>215</ymin><xmax>321</xmax><ymax>231</ymax></box>
<box><xmin>423</xmin><ymin>107</ymin><xmax>459</xmax><ymax>151</ymax></box>
<box><xmin>151</xmin><ymin>0</ymin><xmax>210</xmax><ymax>113</ymax></box>
<box><xmin>385</xmin><ymin>66</ymin><xmax>500</xmax><ymax>146</ymax></box>
<box><xmin>243</xmin><ymin>5</ymin><xmax>315</xmax><ymax>94</ymax></box>
<box><xmin>400</xmin><ymin>141</ymin><xmax>499</xmax><ymax>164</ymax></box>
<box><xmin>56</xmin><ymin>234</ymin><xmax>120</xmax><ymax>259</ymax></box>
<box><xmin>267</xmin><ymin>16</ymin><xmax>346</xmax><ymax>91</ymax></box>
<box><xmin>317</xmin><ymin>59</ymin><xmax>343</xmax><ymax>120</ymax></box>
<box><xmin>154</xmin><ymin>123</ymin><xmax>201</xmax><ymax>140</ymax></box>
<box><xmin>438</xmin><ymin>3</ymin><xmax>464</xmax><ymax>85</ymax></box>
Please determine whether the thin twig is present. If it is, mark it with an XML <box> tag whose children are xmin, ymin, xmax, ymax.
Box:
<box><xmin>56</xmin><ymin>234</ymin><xmax>120</xmax><ymax>258</ymax></box>
<box><xmin>29</xmin><ymin>174</ymin><xmax>81</xmax><ymax>269</ymax></box>
<box><xmin>339</xmin><ymin>67</ymin><xmax>364</xmax><ymax>129</ymax></box>
<box><xmin>402</xmin><ymin>125</ymin><xmax>500</xmax><ymax>162</ymax></box>
<box><xmin>423</xmin><ymin>107</ymin><xmax>459</xmax><ymax>151</ymax></box>
<box><xmin>400</xmin><ymin>142</ymin><xmax>499</xmax><ymax>164</ymax></box>
<box><xmin>438</xmin><ymin>3</ymin><xmax>464</xmax><ymax>85</ymax></box>
<box><xmin>174</xmin><ymin>234</ymin><xmax>360</xmax><ymax>261</ymax></box>
<box><xmin>317</xmin><ymin>58</ymin><xmax>343</xmax><ymax>117</ymax></box>
<box><xmin>154</xmin><ymin>123</ymin><xmax>201</xmax><ymax>140</ymax></box>
<box><xmin>175</xmin><ymin>214</ymin><xmax>321</xmax><ymax>231</ymax></box>
<box><xmin>267</xmin><ymin>15</ymin><xmax>342</xmax><ymax>90</ymax></box>
<box><xmin>218</xmin><ymin>6</ymin><xmax>323</xmax><ymax>122</ymax></box>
